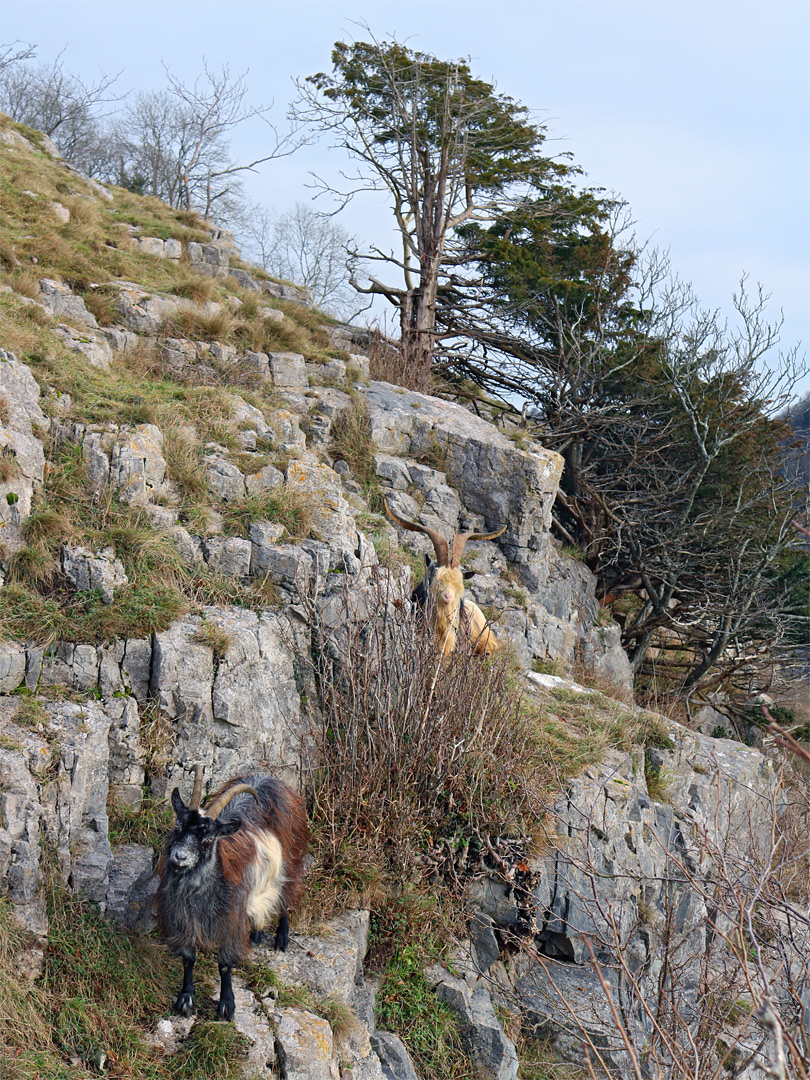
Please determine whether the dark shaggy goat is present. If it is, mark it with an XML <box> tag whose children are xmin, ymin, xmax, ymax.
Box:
<box><xmin>156</xmin><ymin>768</ymin><xmax>309</xmax><ymax>1021</ymax></box>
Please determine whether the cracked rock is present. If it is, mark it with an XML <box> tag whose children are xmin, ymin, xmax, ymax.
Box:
<box><xmin>62</xmin><ymin>544</ymin><xmax>128</xmax><ymax>603</ymax></box>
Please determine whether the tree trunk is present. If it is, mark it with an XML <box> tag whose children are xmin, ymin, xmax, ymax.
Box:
<box><xmin>400</xmin><ymin>254</ymin><xmax>441</xmax><ymax>384</ymax></box>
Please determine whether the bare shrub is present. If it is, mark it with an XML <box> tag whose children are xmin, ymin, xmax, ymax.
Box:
<box><xmin>294</xmin><ymin>569</ymin><xmax>546</xmax><ymax>917</ymax></box>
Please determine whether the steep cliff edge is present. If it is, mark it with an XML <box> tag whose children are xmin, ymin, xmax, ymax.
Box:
<box><xmin>0</xmin><ymin>116</ymin><xmax>805</xmax><ymax>1080</ymax></box>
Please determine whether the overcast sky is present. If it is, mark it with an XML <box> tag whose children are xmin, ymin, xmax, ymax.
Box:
<box><xmin>3</xmin><ymin>0</ymin><xmax>809</xmax><ymax>393</ymax></box>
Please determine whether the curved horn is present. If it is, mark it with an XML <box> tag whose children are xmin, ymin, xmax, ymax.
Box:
<box><xmin>384</xmin><ymin>499</ymin><xmax>450</xmax><ymax>567</ymax></box>
<box><xmin>189</xmin><ymin>764</ymin><xmax>204</xmax><ymax>811</ymax></box>
<box><xmin>203</xmin><ymin>783</ymin><xmax>260</xmax><ymax>821</ymax></box>
<box><xmin>450</xmin><ymin>525</ymin><xmax>507</xmax><ymax>569</ymax></box>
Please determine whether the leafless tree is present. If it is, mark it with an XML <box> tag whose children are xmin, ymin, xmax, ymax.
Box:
<box><xmin>0</xmin><ymin>40</ymin><xmax>36</xmax><ymax>76</ymax></box>
<box><xmin>241</xmin><ymin>202</ymin><xmax>368</xmax><ymax>320</ymax></box>
<box><xmin>0</xmin><ymin>47</ymin><xmax>123</xmax><ymax>162</ymax></box>
<box><xmin>161</xmin><ymin>60</ymin><xmax>307</xmax><ymax>220</ymax></box>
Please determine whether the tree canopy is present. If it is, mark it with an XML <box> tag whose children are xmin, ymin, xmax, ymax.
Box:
<box><xmin>297</xmin><ymin>37</ymin><xmax>574</xmax><ymax>383</ymax></box>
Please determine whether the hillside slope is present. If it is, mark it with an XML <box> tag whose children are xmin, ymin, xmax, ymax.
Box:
<box><xmin>0</xmin><ymin>116</ymin><xmax>805</xmax><ymax>1080</ymax></box>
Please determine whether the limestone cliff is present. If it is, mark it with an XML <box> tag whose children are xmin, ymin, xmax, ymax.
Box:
<box><xmin>0</xmin><ymin>115</ymin><xmax>804</xmax><ymax>1080</ymax></box>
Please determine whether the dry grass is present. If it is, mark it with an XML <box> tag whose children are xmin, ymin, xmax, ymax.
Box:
<box><xmin>221</xmin><ymin>486</ymin><xmax>315</xmax><ymax>539</ymax></box>
<box><xmin>328</xmin><ymin>395</ymin><xmax>383</xmax><ymax>509</ymax></box>
<box><xmin>192</xmin><ymin>617</ymin><xmax>233</xmax><ymax>659</ymax></box>
<box><xmin>367</xmin><ymin>329</ymin><xmax>434</xmax><ymax>394</ymax></box>
<box><xmin>296</xmin><ymin>569</ymin><xmax>669</xmax><ymax>936</ymax></box>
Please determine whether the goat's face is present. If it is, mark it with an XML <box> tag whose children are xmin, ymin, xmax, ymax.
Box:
<box><xmin>424</xmin><ymin>558</ymin><xmax>475</xmax><ymax>614</ymax></box>
<box><xmin>167</xmin><ymin>788</ymin><xmax>242</xmax><ymax>874</ymax></box>
<box><xmin>430</xmin><ymin>565</ymin><xmax>465</xmax><ymax>613</ymax></box>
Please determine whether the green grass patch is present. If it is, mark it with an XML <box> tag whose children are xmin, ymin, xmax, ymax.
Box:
<box><xmin>221</xmin><ymin>487</ymin><xmax>314</xmax><ymax>539</ymax></box>
<box><xmin>165</xmin><ymin>1022</ymin><xmax>250</xmax><ymax>1080</ymax></box>
<box><xmin>107</xmin><ymin>792</ymin><xmax>174</xmax><ymax>854</ymax></box>
<box><xmin>2</xmin><ymin>885</ymin><xmax>175</xmax><ymax>1079</ymax></box>
<box><xmin>329</xmin><ymin>396</ymin><xmax>384</xmax><ymax>510</ymax></box>
<box><xmin>376</xmin><ymin>946</ymin><xmax>469</xmax><ymax>1080</ymax></box>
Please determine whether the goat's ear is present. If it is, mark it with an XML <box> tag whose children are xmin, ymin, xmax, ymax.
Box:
<box><xmin>462</xmin><ymin>570</ymin><xmax>476</xmax><ymax>580</ymax></box>
<box><xmin>215</xmin><ymin>818</ymin><xmax>242</xmax><ymax>838</ymax></box>
<box><xmin>171</xmin><ymin>788</ymin><xmax>188</xmax><ymax>819</ymax></box>
<box><xmin>424</xmin><ymin>552</ymin><xmax>431</xmax><ymax>567</ymax></box>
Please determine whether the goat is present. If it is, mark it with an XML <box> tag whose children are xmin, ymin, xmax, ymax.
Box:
<box><xmin>156</xmin><ymin>765</ymin><xmax>309</xmax><ymax>1021</ymax></box>
<box><xmin>384</xmin><ymin>499</ymin><xmax>506</xmax><ymax>656</ymax></box>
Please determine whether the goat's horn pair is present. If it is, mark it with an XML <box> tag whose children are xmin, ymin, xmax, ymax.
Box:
<box><xmin>384</xmin><ymin>500</ymin><xmax>449</xmax><ymax>566</ymax></box>
<box><xmin>384</xmin><ymin>499</ymin><xmax>506</xmax><ymax>569</ymax></box>
<box><xmin>186</xmin><ymin>765</ymin><xmax>259</xmax><ymax>819</ymax></box>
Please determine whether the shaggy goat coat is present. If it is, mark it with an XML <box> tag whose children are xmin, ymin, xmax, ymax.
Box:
<box><xmin>156</xmin><ymin>774</ymin><xmax>308</xmax><ymax>965</ymax></box>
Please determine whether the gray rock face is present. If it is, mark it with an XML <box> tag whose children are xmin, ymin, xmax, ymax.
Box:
<box><xmin>109</xmin><ymin>423</ymin><xmax>169</xmax><ymax>505</ymax></box>
<box><xmin>112</xmin><ymin>281</ymin><xmax>222</xmax><ymax>335</ymax></box>
<box><xmin>150</xmin><ymin>607</ymin><xmax>304</xmax><ymax>793</ymax></box>
<box><xmin>0</xmin><ymin>348</ymin><xmax>48</xmax><ymax>553</ymax></box>
<box><xmin>249</xmin><ymin>536</ymin><xmax>312</xmax><ymax>589</ymax></box>
<box><xmin>52</xmin><ymin>324</ymin><xmax>113</xmax><ymax>369</ymax></box>
<box><xmin>202</xmin><ymin>535</ymin><xmax>252</xmax><ymax>578</ymax></box>
<box><xmin>362</xmin><ymin>393</ymin><xmax>630</xmax><ymax>686</ymax></box>
<box><xmin>245</xmin><ymin>462</ymin><xmax>284</xmax><ymax>495</ymax></box>
<box><xmin>285</xmin><ymin>457</ymin><xmax>369</xmax><ymax>577</ymax></box>
<box><xmin>135</xmin><ymin>236</ymin><xmax>166</xmax><ymax>257</ymax></box>
<box><xmin>0</xmin><ymin>697</ymin><xmax>127</xmax><ymax>934</ymax></box>
<box><xmin>205</xmin><ymin>451</ymin><xmax>246</xmax><ymax>501</ymax></box>
<box><xmin>474</xmin><ymin>707</ymin><xmax>784</xmax><ymax>1073</ymax></box>
<box><xmin>370</xmin><ymin>1033</ymin><xmax>421</xmax><ymax>1080</ymax></box>
<box><xmin>106</xmin><ymin>844</ymin><xmax>156</xmax><ymax>930</ymax></box>
<box><xmin>427</xmin><ymin>965</ymin><xmax>518</xmax><ymax>1080</ymax></box>
<box><xmin>62</xmin><ymin>544</ymin><xmax>128</xmax><ymax>603</ymax></box>
<box><xmin>273</xmin><ymin>1008</ymin><xmax>334</xmax><ymax>1080</ymax></box>
<box><xmin>0</xmin><ymin>642</ymin><xmax>27</xmax><ymax>692</ymax></box>
<box><xmin>161</xmin><ymin>336</ymin><xmax>197</xmax><ymax>369</ymax></box>
<box><xmin>38</xmin><ymin>278</ymin><xmax>98</xmax><ymax>326</ymax></box>
<box><xmin>187</xmin><ymin>238</ymin><xmax>233</xmax><ymax>276</ymax></box>
<box><xmin>99</xmin><ymin>326</ymin><xmax>139</xmax><ymax>353</ymax></box>
<box><xmin>266</xmin><ymin>408</ymin><xmax>306</xmax><ymax>450</ymax></box>
<box><xmin>106</xmin><ymin>693</ymin><xmax>145</xmax><ymax>805</ymax></box>
<box><xmin>268</xmin><ymin>351</ymin><xmax>308</xmax><ymax>389</ymax></box>
<box><xmin>255</xmin><ymin>910</ymin><xmax>370</xmax><ymax>1002</ymax></box>
<box><xmin>231</xmin><ymin>394</ymin><xmax>270</xmax><ymax>437</ymax></box>
<box><xmin>363</xmin><ymin>381</ymin><xmax>562</xmax><ymax>569</ymax></box>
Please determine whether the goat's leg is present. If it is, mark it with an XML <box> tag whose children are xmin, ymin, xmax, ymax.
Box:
<box><xmin>174</xmin><ymin>947</ymin><xmax>196</xmax><ymax>1016</ymax></box>
<box><xmin>216</xmin><ymin>956</ymin><xmax>236</xmax><ymax>1021</ymax></box>
<box><xmin>274</xmin><ymin>910</ymin><xmax>290</xmax><ymax>951</ymax></box>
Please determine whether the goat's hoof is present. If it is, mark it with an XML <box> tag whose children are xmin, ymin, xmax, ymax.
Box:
<box><xmin>250</xmin><ymin>930</ymin><xmax>269</xmax><ymax>946</ymax></box>
<box><xmin>216</xmin><ymin>996</ymin><xmax>235</xmax><ymax>1022</ymax></box>
<box><xmin>174</xmin><ymin>992</ymin><xmax>194</xmax><ymax>1017</ymax></box>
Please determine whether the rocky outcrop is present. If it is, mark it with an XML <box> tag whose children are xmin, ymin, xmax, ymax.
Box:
<box><xmin>150</xmin><ymin>606</ymin><xmax>306</xmax><ymax>793</ymax></box>
<box><xmin>38</xmin><ymin>277</ymin><xmax>98</xmax><ymax>327</ymax></box>
<box><xmin>61</xmin><ymin>543</ymin><xmax>129</xmax><ymax>603</ymax></box>
<box><xmin>0</xmin><ymin>697</ymin><xmax>117</xmax><ymax>935</ymax></box>
<box><xmin>0</xmin><ymin>347</ymin><xmax>48</xmax><ymax>555</ymax></box>
<box><xmin>462</xmin><ymin>677</ymin><xmax>788</xmax><ymax>1076</ymax></box>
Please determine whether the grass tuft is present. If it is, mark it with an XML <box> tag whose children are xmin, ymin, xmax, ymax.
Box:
<box><xmin>192</xmin><ymin>618</ymin><xmax>233</xmax><ymax>659</ymax></box>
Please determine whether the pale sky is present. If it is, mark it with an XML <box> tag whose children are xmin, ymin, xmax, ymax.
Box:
<box><xmin>2</xmin><ymin>0</ymin><xmax>809</xmax><ymax>392</ymax></box>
